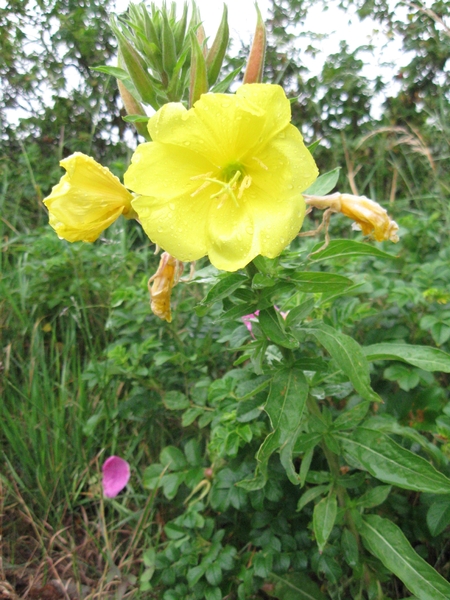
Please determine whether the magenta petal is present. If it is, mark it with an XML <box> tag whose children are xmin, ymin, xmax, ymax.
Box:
<box><xmin>102</xmin><ymin>456</ymin><xmax>130</xmax><ymax>498</ymax></box>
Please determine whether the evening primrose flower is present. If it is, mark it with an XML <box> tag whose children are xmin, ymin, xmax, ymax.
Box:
<box><xmin>43</xmin><ymin>153</ymin><xmax>135</xmax><ymax>242</ymax></box>
<box><xmin>125</xmin><ymin>84</ymin><xmax>318</xmax><ymax>271</ymax></box>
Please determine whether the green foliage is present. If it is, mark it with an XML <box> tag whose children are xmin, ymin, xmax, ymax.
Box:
<box><xmin>2</xmin><ymin>0</ymin><xmax>450</xmax><ymax>598</ymax></box>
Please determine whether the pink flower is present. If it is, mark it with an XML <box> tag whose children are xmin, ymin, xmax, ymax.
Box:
<box><xmin>242</xmin><ymin>307</ymin><xmax>289</xmax><ymax>336</ymax></box>
<box><xmin>102</xmin><ymin>456</ymin><xmax>130</xmax><ymax>498</ymax></box>
<box><xmin>242</xmin><ymin>310</ymin><xmax>260</xmax><ymax>335</ymax></box>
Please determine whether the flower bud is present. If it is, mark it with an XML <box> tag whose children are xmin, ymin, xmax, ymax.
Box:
<box><xmin>243</xmin><ymin>4</ymin><xmax>266</xmax><ymax>84</ymax></box>
<box><xmin>206</xmin><ymin>4</ymin><xmax>229</xmax><ymax>86</ymax></box>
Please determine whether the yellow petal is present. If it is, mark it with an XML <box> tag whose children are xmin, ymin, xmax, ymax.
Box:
<box><xmin>43</xmin><ymin>152</ymin><xmax>133</xmax><ymax>242</ymax></box>
<box><xmin>126</xmin><ymin>84</ymin><xmax>319</xmax><ymax>271</ymax></box>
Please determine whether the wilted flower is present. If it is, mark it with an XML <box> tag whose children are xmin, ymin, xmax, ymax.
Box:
<box><xmin>43</xmin><ymin>153</ymin><xmax>135</xmax><ymax>242</ymax></box>
<box><xmin>125</xmin><ymin>84</ymin><xmax>318</xmax><ymax>271</ymax></box>
<box><xmin>304</xmin><ymin>192</ymin><xmax>399</xmax><ymax>243</ymax></box>
<box><xmin>102</xmin><ymin>456</ymin><xmax>130</xmax><ymax>498</ymax></box>
<box><xmin>148</xmin><ymin>252</ymin><xmax>185</xmax><ymax>322</ymax></box>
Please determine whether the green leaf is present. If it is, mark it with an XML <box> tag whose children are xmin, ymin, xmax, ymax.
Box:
<box><xmin>235</xmin><ymin>375</ymin><xmax>271</xmax><ymax>401</ymax></box>
<box><xmin>288</xmin><ymin>272</ymin><xmax>353</xmax><ymax>293</ymax></box>
<box><xmin>187</xmin><ymin>564</ymin><xmax>206</xmax><ymax>587</ymax></box>
<box><xmin>297</xmin><ymin>485</ymin><xmax>330</xmax><ymax>512</ymax></box>
<box><xmin>258</xmin><ymin>307</ymin><xmax>299</xmax><ymax>349</ymax></box>
<box><xmin>309</xmin><ymin>239</ymin><xmax>396</xmax><ymax>262</ymax></box>
<box><xmin>164</xmin><ymin>522</ymin><xmax>187</xmax><ymax>540</ymax></box>
<box><xmin>301</xmin><ymin>323</ymin><xmax>381</xmax><ymax>403</ymax></box>
<box><xmin>285</xmin><ymin>298</ymin><xmax>315</xmax><ymax>328</ymax></box>
<box><xmin>341</xmin><ymin>528</ymin><xmax>359</xmax><ymax>568</ymax></box>
<box><xmin>303</xmin><ymin>167</ymin><xmax>340</xmax><ymax>196</ymax></box>
<box><xmin>237</xmin><ymin>367</ymin><xmax>308</xmax><ymax>489</ymax></box>
<box><xmin>339</xmin><ymin>427</ymin><xmax>450</xmax><ymax>493</ymax></box>
<box><xmin>122</xmin><ymin>114</ymin><xmax>150</xmax><ymax>123</ymax></box>
<box><xmin>162</xmin><ymin>472</ymin><xmax>185</xmax><ymax>499</ymax></box>
<box><xmin>333</xmin><ymin>401</ymin><xmax>370</xmax><ymax>430</ymax></box>
<box><xmin>313</xmin><ymin>493</ymin><xmax>338</xmax><ymax>553</ymax></box>
<box><xmin>201</xmin><ymin>273</ymin><xmax>248</xmax><ymax>306</ymax></box>
<box><xmin>164</xmin><ymin>390</ymin><xmax>190</xmax><ymax>410</ymax></box>
<box><xmin>271</xmin><ymin>572</ymin><xmax>327</xmax><ymax>600</ymax></box>
<box><xmin>143</xmin><ymin>464</ymin><xmax>164</xmax><ymax>489</ymax></box>
<box><xmin>427</xmin><ymin>497</ymin><xmax>450</xmax><ymax>536</ymax></box>
<box><xmin>160</xmin><ymin>446</ymin><xmax>187</xmax><ymax>470</ymax></box>
<box><xmin>360</xmin><ymin>514</ymin><xmax>450</xmax><ymax>600</ymax></box>
<box><xmin>364</xmin><ymin>343</ymin><xmax>450</xmax><ymax>373</ymax></box>
<box><xmin>205</xmin><ymin>563</ymin><xmax>222</xmax><ymax>586</ymax></box>
<box><xmin>210</xmin><ymin>64</ymin><xmax>244</xmax><ymax>93</ymax></box>
<box><xmin>182</xmin><ymin>407</ymin><xmax>203</xmax><ymax>426</ymax></box>
<box><xmin>356</xmin><ymin>485</ymin><xmax>391</xmax><ymax>508</ymax></box>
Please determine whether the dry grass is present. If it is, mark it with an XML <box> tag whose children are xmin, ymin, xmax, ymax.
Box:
<box><xmin>1</xmin><ymin>476</ymin><xmax>155</xmax><ymax>600</ymax></box>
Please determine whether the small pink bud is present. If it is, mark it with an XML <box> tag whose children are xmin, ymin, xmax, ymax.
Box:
<box><xmin>102</xmin><ymin>456</ymin><xmax>130</xmax><ymax>498</ymax></box>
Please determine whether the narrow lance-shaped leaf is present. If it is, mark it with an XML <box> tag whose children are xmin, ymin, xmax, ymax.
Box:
<box><xmin>364</xmin><ymin>342</ymin><xmax>450</xmax><ymax>373</ymax></box>
<box><xmin>161</xmin><ymin>10</ymin><xmax>177</xmax><ymax>76</ymax></box>
<box><xmin>313</xmin><ymin>492</ymin><xmax>338</xmax><ymax>553</ymax></box>
<box><xmin>111</xmin><ymin>20</ymin><xmax>159</xmax><ymax>109</ymax></box>
<box><xmin>243</xmin><ymin>3</ymin><xmax>266</xmax><ymax>84</ymax></box>
<box><xmin>360</xmin><ymin>514</ymin><xmax>450</xmax><ymax>600</ymax></box>
<box><xmin>338</xmin><ymin>427</ymin><xmax>450</xmax><ymax>494</ymax></box>
<box><xmin>173</xmin><ymin>2</ymin><xmax>188</xmax><ymax>53</ymax></box>
<box><xmin>206</xmin><ymin>3</ymin><xmax>229</xmax><ymax>86</ymax></box>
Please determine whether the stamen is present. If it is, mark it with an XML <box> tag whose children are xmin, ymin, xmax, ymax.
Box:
<box><xmin>238</xmin><ymin>175</ymin><xmax>252</xmax><ymax>199</ymax></box>
<box><xmin>190</xmin><ymin>180</ymin><xmax>212</xmax><ymax>197</ymax></box>
<box><xmin>252</xmin><ymin>156</ymin><xmax>268</xmax><ymax>170</ymax></box>
<box><xmin>208</xmin><ymin>170</ymin><xmax>241</xmax><ymax>207</ymax></box>
<box><xmin>190</xmin><ymin>171</ymin><xmax>213</xmax><ymax>181</ymax></box>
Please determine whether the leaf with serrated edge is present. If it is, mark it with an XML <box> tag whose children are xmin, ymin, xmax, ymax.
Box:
<box><xmin>360</xmin><ymin>515</ymin><xmax>450</xmax><ymax>600</ymax></box>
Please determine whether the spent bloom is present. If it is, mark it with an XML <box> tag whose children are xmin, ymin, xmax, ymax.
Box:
<box><xmin>102</xmin><ymin>456</ymin><xmax>131</xmax><ymax>498</ymax></box>
<box><xmin>43</xmin><ymin>153</ymin><xmax>135</xmax><ymax>242</ymax></box>
<box><xmin>125</xmin><ymin>84</ymin><xmax>318</xmax><ymax>271</ymax></box>
<box><xmin>148</xmin><ymin>252</ymin><xmax>185</xmax><ymax>323</ymax></box>
<box><xmin>304</xmin><ymin>192</ymin><xmax>399</xmax><ymax>243</ymax></box>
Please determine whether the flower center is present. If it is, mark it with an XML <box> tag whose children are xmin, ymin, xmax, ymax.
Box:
<box><xmin>221</xmin><ymin>162</ymin><xmax>245</xmax><ymax>183</ymax></box>
<box><xmin>190</xmin><ymin>161</ymin><xmax>252</xmax><ymax>208</ymax></box>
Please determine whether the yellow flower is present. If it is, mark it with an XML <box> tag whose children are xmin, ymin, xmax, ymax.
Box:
<box><xmin>124</xmin><ymin>84</ymin><xmax>318</xmax><ymax>271</ymax></box>
<box><xmin>43</xmin><ymin>153</ymin><xmax>134</xmax><ymax>242</ymax></box>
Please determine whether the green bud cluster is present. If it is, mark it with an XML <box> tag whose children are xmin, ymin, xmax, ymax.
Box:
<box><xmin>93</xmin><ymin>2</ymin><xmax>266</xmax><ymax>137</ymax></box>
